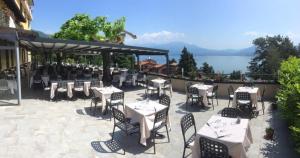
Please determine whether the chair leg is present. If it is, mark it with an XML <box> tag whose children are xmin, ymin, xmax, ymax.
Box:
<box><xmin>165</xmin><ymin>125</ymin><xmax>170</xmax><ymax>142</ymax></box>
<box><xmin>153</xmin><ymin>133</ymin><xmax>156</xmax><ymax>154</ymax></box>
<box><xmin>182</xmin><ymin>147</ymin><xmax>186</xmax><ymax>158</ymax></box>
<box><xmin>112</xmin><ymin>125</ymin><xmax>116</xmax><ymax>140</ymax></box>
<box><xmin>94</xmin><ymin>102</ymin><xmax>97</xmax><ymax>116</ymax></box>
<box><xmin>228</xmin><ymin>99</ymin><xmax>231</xmax><ymax>107</ymax></box>
<box><xmin>262</xmin><ymin>102</ymin><xmax>265</xmax><ymax>114</ymax></box>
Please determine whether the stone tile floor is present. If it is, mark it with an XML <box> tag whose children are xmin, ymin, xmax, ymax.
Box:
<box><xmin>0</xmin><ymin>86</ymin><xmax>299</xmax><ymax>158</ymax></box>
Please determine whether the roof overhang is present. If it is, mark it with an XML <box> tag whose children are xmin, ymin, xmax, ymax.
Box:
<box><xmin>0</xmin><ymin>27</ymin><xmax>169</xmax><ymax>56</ymax></box>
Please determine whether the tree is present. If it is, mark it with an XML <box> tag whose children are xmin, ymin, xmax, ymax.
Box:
<box><xmin>200</xmin><ymin>62</ymin><xmax>214</xmax><ymax>74</ymax></box>
<box><xmin>178</xmin><ymin>47</ymin><xmax>197</xmax><ymax>77</ymax></box>
<box><xmin>53</xmin><ymin>14</ymin><xmax>127</xmax><ymax>82</ymax></box>
<box><xmin>229</xmin><ymin>70</ymin><xmax>241</xmax><ymax>80</ymax></box>
<box><xmin>169</xmin><ymin>58</ymin><xmax>177</xmax><ymax>64</ymax></box>
<box><xmin>248</xmin><ymin>35</ymin><xmax>298</xmax><ymax>80</ymax></box>
<box><xmin>276</xmin><ymin>57</ymin><xmax>300</xmax><ymax>153</ymax></box>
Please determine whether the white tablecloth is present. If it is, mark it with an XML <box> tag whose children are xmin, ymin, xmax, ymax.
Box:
<box><xmin>119</xmin><ymin>73</ymin><xmax>138</xmax><ymax>87</ymax></box>
<box><xmin>192</xmin><ymin>115</ymin><xmax>253</xmax><ymax>158</ymax></box>
<box><xmin>151</xmin><ymin>78</ymin><xmax>166</xmax><ymax>95</ymax></box>
<box><xmin>191</xmin><ymin>84</ymin><xmax>214</xmax><ymax>106</ymax></box>
<box><xmin>232</xmin><ymin>87</ymin><xmax>261</xmax><ymax>107</ymax></box>
<box><xmin>50</xmin><ymin>81</ymin><xmax>74</xmax><ymax>99</ymax></box>
<box><xmin>125</xmin><ymin>100</ymin><xmax>169</xmax><ymax>146</ymax></box>
<box><xmin>7</xmin><ymin>80</ymin><xmax>17</xmax><ymax>94</ymax></box>
<box><xmin>93</xmin><ymin>86</ymin><xmax>122</xmax><ymax>114</ymax></box>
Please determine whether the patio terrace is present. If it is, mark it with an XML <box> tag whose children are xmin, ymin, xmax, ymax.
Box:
<box><xmin>0</xmin><ymin>82</ymin><xmax>299</xmax><ymax>158</ymax></box>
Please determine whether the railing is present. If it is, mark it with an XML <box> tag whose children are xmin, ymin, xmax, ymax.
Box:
<box><xmin>144</xmin><ymin>72</ymin><xmax>279</xmax><ymax>84</ymax></box>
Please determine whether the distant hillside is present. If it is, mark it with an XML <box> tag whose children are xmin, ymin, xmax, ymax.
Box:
<box><xmin>134</xmin><ymin>42</ymin><xmax>255</xmax><ymax>56</ymax></box>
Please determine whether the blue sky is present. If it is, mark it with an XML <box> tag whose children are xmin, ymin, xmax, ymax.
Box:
<box><xmin>31</xmin><ymin>0</ymin><xmax>300</xmax><ymax>49</ymax></box>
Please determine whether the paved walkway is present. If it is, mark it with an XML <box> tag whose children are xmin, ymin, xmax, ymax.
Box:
<box><xmin>0</xmin><ymin>86</ymin><xmax>299</xmax><ymax>158</ymax></box>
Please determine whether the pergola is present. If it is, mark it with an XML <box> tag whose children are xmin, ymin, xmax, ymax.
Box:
<box><xmin>0</xmin><ymin>27</ymin><xmax>169</xmax><ymax>105</ymax></box>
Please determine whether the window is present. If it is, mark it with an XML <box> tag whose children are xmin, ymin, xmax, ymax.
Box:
<box><xmin>0</xmin><ymin>10</ymin><xmax>9</xmax><ymax>27</ymax></box>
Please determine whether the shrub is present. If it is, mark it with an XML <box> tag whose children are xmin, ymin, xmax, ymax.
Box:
<box><xmin>276</xmin><ymin>57</ymin><xmax>300</xmax><ymax>153</ymax></box>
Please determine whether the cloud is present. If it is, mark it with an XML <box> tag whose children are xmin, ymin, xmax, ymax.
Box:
<box><xmin>125</xmin><ymin>30</ymin><xmax>185</xmax><ymax>44</ymax></box>
<box><xmin>244</xmin><ymin>31</ymin><xmax>259</xmax><ymax>37</ymax></box>
<box><xmin>244</xmin><ymin>31</ymin><xmax>300</xmax><ymax>43</ymax></box>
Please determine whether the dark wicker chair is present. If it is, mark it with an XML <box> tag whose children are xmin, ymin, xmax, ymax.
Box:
<box><xmin>111</xmin><ymin>107</ymin><xmax>140</xmax><ymax>155</ymax></box>
<box><xmin>185</xmin><ymin>82</ymin><xmax>193</xmax><ymax>102</ymax></box>
<box><xmin>91</xmin><ymin>79</ymin><xmax>102</xmax><ymax>88</ymax></box>
<box><xmin>151</xmin><ymin>108</ymin><xmax>170</xmax><ymax>154</ymax></box>
<box><xmin>180</xmin><ymin>113</ymin><xmax>197</xmax><ymax>158</ymax></box>
<box><xmin>203</xmin><ymin>79</ymin><xmax>214</xmax><ymax>85</ymax></box>
<box><xmin>186</xmin><ymin>87</ymin><xmax>203</xmax><ymax>108</ymax></box>
<box><xmin>56</xmin><ymin>81</ymin><xmax>69</xmax><ymax>99</ymax></box>
<box><xmin>74</xmin><ymin>80</ymin><xmax>84</xmax><ymax>97</ymax></box>
<box><xmin>159</xmin><ymin>94</ymin><xmax>171</xmax><ymax>108</ymax></box>
<box><xmin>236</xmin><ymin>92</ymin><xmax>255</xmax><ymax>119</ymax></box>
<box><xmin>136</xmin><ymin>73</ymin><xmax>146</xmax><ymax>86</ymax></box>
<box><xmin>221</xmin><ymin>107</ymin><xmax>240</xmax><ymax>118</ymax></box>
<box><xmin>108</xmin><ymin>91</ymin><xmax>125</xmax><ymax>120</ymax></box>
<box><xmin>145</xmin><ymin>80</ymin><xmax>158</xmax><ymax>97</ymax></box>
<box><xmin>243</xmin><ymin>82</ymin><xmax>255</xmax><ymax>87</ymax></box>
<box><xmin>199</xmin><ymin>137</ymin><xmax>229</xmax><ymax>158</ymax></box>
<box><xmin>90</xmin><ymin>88</ymin><xmax>102</xmax><ymax>116</ymax></box>
<box><xmin>207</xmin><ymin>85</ymin><xmax>219</xmax><ymax>109</ymax></box>
<box><xmin>227</xmin><ymin>85</ymin><xmax>234</xmax><ymax>107</ymax></box>
<box><xmin>161</xmin><ymin>79</ymin><xmax>172</xmax><ymax>97</ymax></box>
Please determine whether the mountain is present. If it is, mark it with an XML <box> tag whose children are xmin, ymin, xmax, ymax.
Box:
<box><xmin>135</xmin><ymin>42</ymin><xmax>255</xmax><ymax>56</ymax></box>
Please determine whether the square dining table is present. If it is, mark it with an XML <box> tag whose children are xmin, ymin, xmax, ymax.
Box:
<box><xmin>232</xmin><ymin>86</ymin><xmax>261</xmax><ymax>107</ymax></box>
<box><xmin>93</xmin><ymin>86</ymin><xmax>123</xmax><ymax>114</ymax></box>
<box><xmin>125</xmin><ymin>100</ymin><xmax>169</xmax><ymax>146</ymax></box>
<box><xmin>191</xmin><ymin>84</ymin><xmax>214</xmax><ymax>106</ymax></box>
<box><xmin>191</xmin><ymin>115</ymin><xmax>253</xmax><ymax>158</ymax></box>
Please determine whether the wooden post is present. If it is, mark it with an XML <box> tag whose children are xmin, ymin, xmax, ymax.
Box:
<box><xmin>102</xmin><ymin>51</ymin><xmax>112</xmax><ymax>84</ymax></box>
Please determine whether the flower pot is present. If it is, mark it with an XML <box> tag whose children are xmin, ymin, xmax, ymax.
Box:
<box><xmin>264</xmin><ymin>128</ymin><xmax>274</xmax><ymax>140</ymax></box>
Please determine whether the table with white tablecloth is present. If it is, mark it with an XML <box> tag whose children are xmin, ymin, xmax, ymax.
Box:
<box><xmin>151</xmin><ymin>78</ymin><xmax>166</xmax><ymax>96</ymax></box>
<box><xmin>191</xmin><ymin>84</ymin><xmax>214</xmax><ymax>106</ymax></box>
<box><xmin>7</xmin><ymin>80</ymin><xmax>17</xmax><ymax>94</ymax></box>
<box><xmin>119</xmin><ymin>73</ymin><xmax>138</xmax><ymax>87</ymax></box>
<box><xmin>191</xmin><ymin>115</ymin><xmax>253</xmax><ymax>158</ymax></box>
<box><xmin>232</xmin><ymin>87</ymin><xmax>261</xmax><ymax>107</ymax></box>
<box><xmin>125</xmin><ymin>100</ymin><xmax>170</xmax><ymax>146</ymax></box>
<box><xmin>49</xmin><ymin>81</ymin><xmax>74</xmax><ymax>99</ymax></box>
<box><xmin>93</xmin><ymin>86</ymin><xmax>122</xmax><ymax>114</ymax></box>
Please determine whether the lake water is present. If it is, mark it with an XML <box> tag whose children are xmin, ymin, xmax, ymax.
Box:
<box><xmin>141</xmin><ymin>55</ymin><xmax>252</xmax><ymax>74</ymax></box>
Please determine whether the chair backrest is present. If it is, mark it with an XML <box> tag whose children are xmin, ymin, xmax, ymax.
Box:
<box><xmin>91</xmin><ymin>80</ymin><xmax>101</xmax><ymax>87</ymax></box>
<box><xmin>181</xmin><ymin>113</ymin><xmax>196</xmax><ymax>142</ymax></box>
<box><xmin>221</xmin><ymin>107</ymin><xmax>240</xmax><ymax>118</ymax></box>
<box><xmin>159</xmin><ymin>94</ymin><xmax>170</xmax><ymax>107</ymax></box>
<box><xmin>213</xmin><ymin>85</ymin><xmax>218</xmax><ymax>93</ymax></box>
<box><xmin>227</xmin><ymin>85</ymin><xmax>234</xmax><ymax>95</ymax></box>
<box><xmin>204</xmin><ymin>79</ymin><xmax>214</xmax><ymax>85</ymax></box>
<box><xmin>33</xmin><ymin>74</ymin><xmax>42</xmax><ymax>80</ymax></box>
<box><xmin>243</xmin><ymin>82</ymin><xmax>254</xmax><ymax>87</ymax></box>
<box><xmin>236</xmin><ymin>92</ymin><xmax>251</xmax><ymax>101</ymax></box>
<box><xmin>154</xmin><ymin>108</ymin><xmax>168</xmax><ymax>126</ymax></box>
<box><xmin>91</xmin><ymin>88</ymin><xmax>102</xmax><ymax>99</ymax></box>
<box><xmin>74</xmin><ymin>80</ymin><xmax>84</xmax><ymax>88</ymax></box>
<box><xmin>147</xmin><ymin>79</ymin><xmax>155</xmax><ymax>87</ymax></box>
<box><xmin>111</xmin><ymin>91</ymin><xmax>124</xmax><ymax>101</ymax></box>
<box><xmin>199</xmin><ymin>137</ymin><xmax>229</xmax><ymax>158</ymax></box>
<box><xmin>188</xmin><ymin>86</ymin><xmax>199</xmax><ymax>95</ymax></box>
<box><xmin>112</xmin><ymin>107</ymin><xmax>126</xmax><ymax>123</ymax></box>
<box><xmin>185</xmin><ymin>82</ymin><xmax>193</xmax><ymax>93</ymax></box>
<box><xmin>58</xmin><ymin>81</ymin><xmax>68</xmax><ymax>89</ymax></box>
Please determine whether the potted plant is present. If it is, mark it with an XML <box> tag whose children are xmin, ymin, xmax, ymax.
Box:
<box><xmin>264</xmin><ymin>127</ymin><xmax>275</xmax><ymax>140</ymax></box>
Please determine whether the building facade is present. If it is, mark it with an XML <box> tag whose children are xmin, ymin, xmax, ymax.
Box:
<box><xmin>0</xmin><ymin>0</ymin><xmax>33</xmax><ymax>71</ymax></box>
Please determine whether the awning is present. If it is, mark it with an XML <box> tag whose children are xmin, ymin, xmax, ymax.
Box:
<box><xmin>0</xmin><ymin>27</ymin><xmax>169</xmax><ymax>56</ymax></box>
